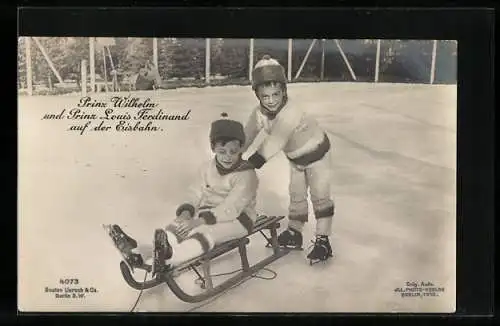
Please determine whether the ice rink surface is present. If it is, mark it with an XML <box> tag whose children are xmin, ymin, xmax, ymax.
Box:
<box><xmin>18</xmin><ymin>82</ymin><xmax>456</xmax><ymax>313</ymax></box>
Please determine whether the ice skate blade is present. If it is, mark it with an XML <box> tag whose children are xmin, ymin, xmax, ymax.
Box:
<box><xmin>102</xmin><ymin>224</ymin><xmax>112</xmax><ymax>233</ymax></box>
<box><xmin>309</xmin><ymin>259</ymin><xmax>325</xmax><ymax>266</ymax></box>
<box><xmin>308</xmin><ymin>256</ymin><xmax>333</xmax><ymax>266</ymax></box>
<box><xmin>265</xmin><ymin>243</ymin><xmax>303</xmax><ymax>251</ymax></box>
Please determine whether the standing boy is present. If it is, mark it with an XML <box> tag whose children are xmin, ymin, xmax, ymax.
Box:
<box><xmin>243</xmin><ymin>55</ymin><xmax>335</xmax><ymax>264</ymax></box>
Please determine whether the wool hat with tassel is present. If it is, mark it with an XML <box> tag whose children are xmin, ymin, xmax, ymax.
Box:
<box><xmin>251</xmin><ymin>55</ymin><xmax>287</xmax><ymax>90</ymax></box>
<box><xmin>210</xmin><ymin>112</ymin><xmax>246</xmax><ymax>147</ymax></box>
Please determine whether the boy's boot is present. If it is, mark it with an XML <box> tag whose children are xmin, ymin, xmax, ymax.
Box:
<box><xmin>277</xmin><ymin>228</ymin><xmax>303</xmax><ymax>250</ymax></box>
<box><xmin>306</xmin><ymin>235</ymin><xmax>333</xmax><ymax>265</ymax></box>
<box><xmin>152</xmin><ymin>228</ymin><xmax>173</xmax><ymax>277</ymax></box>
<box><xmin>103</xmin><ymin>224</ymin><xmax>144</xmax><ymax>270</ymax></box>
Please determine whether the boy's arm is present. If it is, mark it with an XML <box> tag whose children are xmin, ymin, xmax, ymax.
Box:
<box><xmin>242</xmin><ymin>109</ymin><xmax>261</xmax><ymax>154</ymax></box>
<box><xmin>175</xmin><ymin>166</ymin><xmax>205</xmax><ymax>219</ymax></box>
<box><xmin>248</xmin><ymin>107</ymin><xmax>302</xmax><ymax>168</ymax></box>
<box><xmin>198</xmin><ymin>170</ymin><xmax>258</xmax><ymax>224</ymax></box>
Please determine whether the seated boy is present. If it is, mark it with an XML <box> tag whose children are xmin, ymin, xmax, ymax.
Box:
<box><xmin>106</xmin><ymin>113</ymin><xmax>259</xmax><ymax>276</ymax></box>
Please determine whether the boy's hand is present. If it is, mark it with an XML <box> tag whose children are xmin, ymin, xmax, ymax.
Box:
<box><xmin>248</xmin><ymin>152</ymin><xmax>266</xmax><ymax>169</ymax></box>
<box><xmin>176</xmin><ymin>218</ymin><xmax>205</xmax><ymax>238</ymax></box>
<box><xmin>174</xmin><ymin>210</ymin><xmax>192</xmax><ymax>224</ymax></box>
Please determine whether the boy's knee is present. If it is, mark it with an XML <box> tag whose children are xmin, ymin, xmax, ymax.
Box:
<box><xmin>289</xmin><ymin>212</ymin><xmax>309</xmax><ymax>222</ymax></box>
<box><xmin>186</xmin><ymin>231</ymin><xmax>215</xmax><ymax>253</ymax></box>
<box><xmin>237</xmin><ymin>212</ymin><xmax>254</xmax><ymax>234</ymax></box>
<box><xmin>289</xmin><ymin>200</ymin><xmax>308</xmax><ymax>221</ymax></box>
<box><xmin>165</xmin><ymin>224</ymin><xmax>184</xmax><ymax>243</ymax></box>
<box><xmin>313</xmin><ymin>200</ymin><xmax>335</xmax><ymax>219</ymax></box>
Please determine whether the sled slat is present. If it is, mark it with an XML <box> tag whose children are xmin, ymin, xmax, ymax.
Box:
<box><xmin>201</xmin><ymin>260</ymin><xmax>213</xmax><ymax>290</ymax></box>
<box><xmin>269</xmin><ymin>226</ymin><xmax>279</xmax><ymax>254</ymax></box>
<box><xmin>238</xmin><ymin>242</ymin><xmax>250</xmax><ymax>272</ymax></box>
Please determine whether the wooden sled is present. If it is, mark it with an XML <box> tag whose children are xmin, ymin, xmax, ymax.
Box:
<box><xmin>119</xmin><ymin>215</ymin><xmax>289</xmax><ymax>303</ymax></box>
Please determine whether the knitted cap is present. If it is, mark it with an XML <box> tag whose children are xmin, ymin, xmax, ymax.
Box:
<box><xmin>210</xmin><ymin>113</ymin><xmax>246</xmax><ymax>146</ymax></box>
<box><xmin>251</xmin><ymin>55</ymin><xmax>287</xmax><ymax>90</ymax></box>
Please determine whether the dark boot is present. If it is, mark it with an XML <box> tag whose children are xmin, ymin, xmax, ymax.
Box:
<box><xmin>104</xmin><ymin>224</ymin><xmax>144</xmax><ymax>269</ymax></box>
<box><xmin>277</xmin><ymin>228</ymin><xmax>303</xmax><ymax>250</ymax></box>
<box><xmin>152</xmin><ymin>228</ymin><xmax>173</xmax><ymax>277</ymax></box>
<box><xmin>306</xmin><ymin>235</ymin><xmax>333</xmax><ymax>265</ymax></box>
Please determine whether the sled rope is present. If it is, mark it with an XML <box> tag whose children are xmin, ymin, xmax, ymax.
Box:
<box><xmin>130</xmin><ymin>270</ymin><xmax>149</xmax><ymax>312</ymax></box>
<box><xmin>193</xmin><ymin>266</ymin><xmax>277</xmax><ymax>285</ymax></box>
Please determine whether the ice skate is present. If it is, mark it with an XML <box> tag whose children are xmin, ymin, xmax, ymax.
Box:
<box><xmin>103</xmin><ymin>224</ymin><xmax>144</xmax><ymax>271</ymax></box>
<box><xmin>277</xmin><ymin>228</ymin><xmax>303</xmax><ymax>250</ymax></box>
<box><xmin>151</xmin><ymin>228</ymin><xmax>173</xmax><ymax>277</ymax></box>
<box><xmin>306</xmin><ymin>235</ymin><xmax>333</xmax><ymax>265</ymax></box>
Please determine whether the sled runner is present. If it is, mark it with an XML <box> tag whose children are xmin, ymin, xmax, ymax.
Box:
<box><xmin>116</xmin><ymin>215</ymin><xmax>289</xmax><ymax>303</ymax></box>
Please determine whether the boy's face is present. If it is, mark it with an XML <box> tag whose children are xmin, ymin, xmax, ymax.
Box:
<box><xmin>256</xmin><ymin>83</ymin><xmax>284</xmax><ymax>112</ymax></box>
<box><xmin>213</xmin><ymin>140</ymin><xmax>242</xmax><ymax>169</ymax></box>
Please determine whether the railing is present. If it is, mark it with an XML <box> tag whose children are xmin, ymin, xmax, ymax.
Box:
<box><xmin>18</xmin><ymin>37</ymin><xmax>457</xmax><ymax>96</ymax></box>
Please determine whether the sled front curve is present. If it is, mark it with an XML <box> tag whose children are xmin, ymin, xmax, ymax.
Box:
<box><xmin>120</xmin><ymin>261</ymin><xmax>163</xmax><ymax>290</ymax></box>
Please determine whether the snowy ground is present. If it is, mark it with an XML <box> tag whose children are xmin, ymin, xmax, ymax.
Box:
<box><xmin>18</xmin><ymin>82</ymin><xmax>456</xmax><ymax>313</ymax></box>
